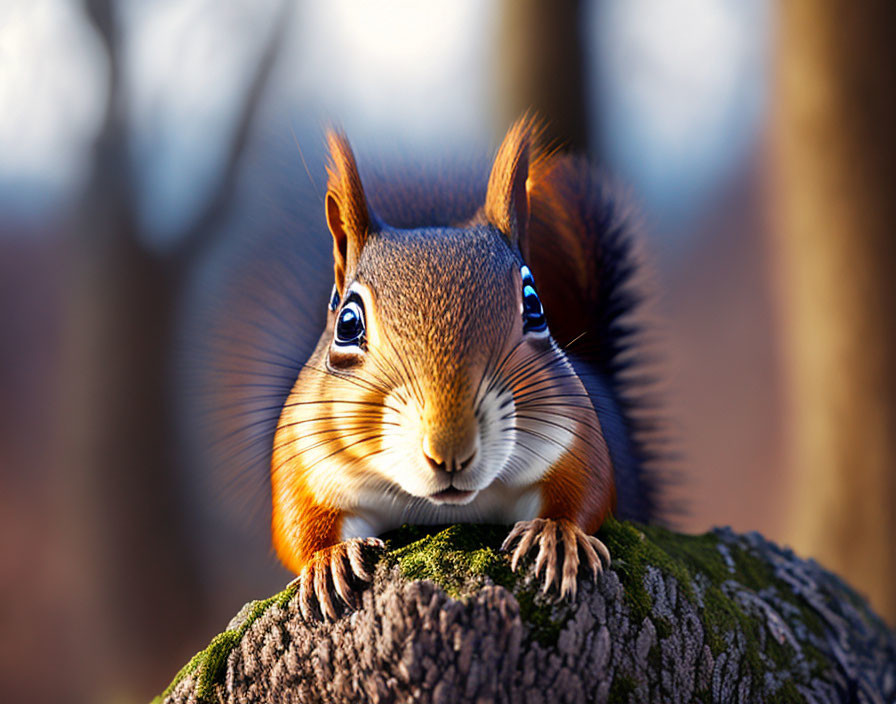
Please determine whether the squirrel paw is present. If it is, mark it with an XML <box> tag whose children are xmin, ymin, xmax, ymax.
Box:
<box><xmin>502</xmin><ymin>518</ymin><xmax>611</xmax><ymax>599</ymax></box>
<box><xmin>290</xmin><ymin>537</ymin><xmax>385</xmax><ymax>621</ymax></box>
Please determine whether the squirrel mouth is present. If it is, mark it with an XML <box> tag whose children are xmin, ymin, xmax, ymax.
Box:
<box><xmin>428</xmin><ymin>487</ymin><xmax>477</xmax><ymax>505</ymax></box>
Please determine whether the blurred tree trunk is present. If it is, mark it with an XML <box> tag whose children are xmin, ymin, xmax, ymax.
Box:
<box><xmin>58</xmin><ymin>1</ymin><xmax>289</xmax><ymax>699</ymax></box>
<box><xmin>773</xmin><ymin>0</ymin><xmax>896</xmax><ymax>623</ymax></box>
<box><xmin>497</xmin><ymin>0</ymin><xmax>590</xmax><ymax>153</ymax></box>
<box><xmin>61</xmin><ymin>6</ymin><xmax>198</xmax><ymax>698</ymax></box>
<box><xmin>65</xmin><ymin>187</ymin><xmax>197</xmax><ymax>697</ymax></box>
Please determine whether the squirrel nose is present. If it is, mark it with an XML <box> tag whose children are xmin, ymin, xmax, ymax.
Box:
<box><xmin>422</xmin><ymin>433</ymin><xmax>478</xmax><ymax>474</ymax></box>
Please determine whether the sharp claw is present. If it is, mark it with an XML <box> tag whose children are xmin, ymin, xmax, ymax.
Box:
<box><xmin>330</xmin><ymin>546</ymin><xmax>355</xmax><ymax>609</ymax></box>
<box><xmin>594</xmin><ymin>537</ymin><xmax>611</xmax><ymax>567</ymax></box>
<box><xmin>504</xmin><ymin>519</ymin><xmax>611</xmax><ymax>598</ymax></box>
<box><xmin>534</xmin><ymin>521</ymin><xmax>557</xmax><ymax>583</ymax></box>
<box><xmin>560</xmin><ymin>567</ymin><xmax>578</xmax><ymax>599</ymax></box>
<box><xmin>576</xmin><ymin>532</ymin><xmax>601</xmax><ymax>580</ymax></box>
<box><xmin>293</xmin><ymin>537</ymin><xmax>385</xmax><ymax>622</ymax></box>
<box><xmin>560</xmin><ymin>526</ymin><xmax>579</xmax><ymax>597</ymax></box>
<box><xmin>510</xmin><ymin>530</ymin><xmax>533</xmax><ymax>572</ymax></box>
<box><xmin>533</xmin><ymin>543</ymin><xmax>546</xmax><ymax>577</ymax></box>
<box><xmin>541</xmin><ymin>567</ymin><xmax>555</xmax><ymax>593</ymax></box>
<box><xmin>510</xmin><ymin>525</ymin><xmax>538</xmax><ymax>571</ymax></box>
<box><xmin>298</xmin><ymin>569</ymin><xmax>315</xmax><ymax>621</ymax></box>
<box><xmin>501</xmin><ymin>523</ymin><xmax>526</xmax><ymax>552</ymax></box>
<box><xmin>541</xmin><ymin>559</ymin><xmax>556</xmax><ymax>591</ymax></box>
<box><xmin>510</xmin><ymin>544</ymin><xmax>524</xmax><ymax>572</ymax></box>
<box><xmin>347</xmin><ymin>540</ymin><xmax>373</xmax><ymax>582</ymax></box>
<box><xmin>314</xmin><ymin>560</ymin><xmax>337</xmax><ymax>621</ymax></box>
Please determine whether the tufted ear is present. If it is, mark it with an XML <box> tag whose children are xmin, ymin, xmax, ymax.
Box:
<box><xmin>484</xmin><ymin>117</ymin><xmax>535</xmax><ymax>257</ymax></box>
<box><xmin>325</xmin><ymin>130</ymin><xmax>373</xmax><ymax>295</ymax></box>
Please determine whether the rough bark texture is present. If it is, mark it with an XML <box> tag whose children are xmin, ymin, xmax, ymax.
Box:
<box><xmin>155</xmin><ymin>520</ymin><xmax>896</xmax><ymax>704</ymax></box>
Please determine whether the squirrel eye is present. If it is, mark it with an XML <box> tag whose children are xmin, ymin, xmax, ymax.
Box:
<box><xmin>335</xmin><ymin>296</ymin><xmax>365</xmax><ymax>347</ymax></box>
<box><xmin>520</xmin><ymin>266</ymin><xmax>547</xmax><ymax>334</ymax></box>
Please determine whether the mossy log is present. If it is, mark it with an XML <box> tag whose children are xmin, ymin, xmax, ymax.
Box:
<box><xmin>155</xmin><ymin>519</ymin><xmax>895</xmax><ymax>704</ymax></box>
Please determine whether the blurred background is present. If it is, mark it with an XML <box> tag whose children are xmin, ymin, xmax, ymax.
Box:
<box><xmin>1</xmin><ymin>1</ymin><xmax>894</xmax><ymax>702</ymax></box>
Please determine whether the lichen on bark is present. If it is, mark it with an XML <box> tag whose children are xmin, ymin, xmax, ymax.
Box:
<box><xmin>154</xmin><ymin>519</ymin><xmax>896</xmax><ymax>704</ymax></box>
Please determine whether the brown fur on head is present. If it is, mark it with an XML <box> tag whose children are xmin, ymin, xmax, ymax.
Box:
<box><xmin>274</xmin><ymin>117</ymin><xmax>608</xmax><ymax>514</ymax></box>
<box><xmin>355</xmin><ymin>226</ymin><xmax>519</xmax><ymax>476</ymax></box>
<box><xmin>322</xmin><ymin>118</ymin><xmax>546</xmax><ymax>483</ymax></box>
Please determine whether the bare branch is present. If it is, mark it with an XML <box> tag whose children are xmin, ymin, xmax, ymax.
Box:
<box><xmin>172</xmin><ymin>0</ymin><xmax>294</xmax><ymax>268</ymax></box>
<box><xmin>80</xmin><ymin>0</ymin><xmax>138</xmax><ymax>240</ymax></box>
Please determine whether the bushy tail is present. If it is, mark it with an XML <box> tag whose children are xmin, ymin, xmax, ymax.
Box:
<box><xmin>527</xmin><ymin>154</ymin><xmax>670</xmax><ymax>523</ymax></box>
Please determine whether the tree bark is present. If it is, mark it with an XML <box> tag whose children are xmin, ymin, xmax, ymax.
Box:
<box><xmin>772</xmin><ymin>0</ymin><xmax>896</xmax><ymax>623</ymax></box>
<box><xmin>155</xmin><ymin>522</ymin><xmax>896</xmax><ymax>704</ymax></box>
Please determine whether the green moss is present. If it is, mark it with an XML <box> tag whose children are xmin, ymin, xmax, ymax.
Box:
<box><xmin>784</xmin><ymin>599</ymin><xmax>836</xmax><ymax>677</ymax></box>
<box><xmin>156</xmin><ymin>519</ymin><xmax>848</xmax><ymax>701</ymax></box>
<box><xmin>152</xmin><ymin>585</ymin><xmax>297</xmax><ymax>704</ymax></box>
<box><xmin>597</xmin><ymin>517</ymin><xmax>813</xmax><ymax>685</ymax></box>
<box><xmin>654</xmin><ymin>616</ymin><xmax>674</xmax><ymax>640</ymax></box>
<box><xmin>150</xmin><ymin>652</ymin><xmax>202</xmax><ymax>704</ymax></box>
<box><xmin>383</xmin><ymin>523</ymin><xmax>575</xmax><ymax>645</ymax></box>
<box><xmin>384</xmin><ymin>523</ymin><xmax>515</xmax><ymax>597</ymax></box>
<box><xmin>514</xmin><ymin>588</ymin><xmax>574</xmax><ymax>645</ymax></box>
<box><xmin>596</xmin><ymin>518</ymin><xmax>701</xmax><ymax>622</ymax></box>
<box><xmin>774</xmin><ymin>678</ymin><xmax>806</xmax><ymax>703</ymax></box>
<box><xmin>608</xmin><ymin>672</ymin><xmax>637</xmax><ymax>702</ymax></box>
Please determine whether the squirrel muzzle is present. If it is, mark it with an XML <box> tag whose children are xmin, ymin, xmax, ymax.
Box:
<box><xmin>421</xmin><ymin>390</ymin><xmax>480</xmax><ymax>476</ymax></box>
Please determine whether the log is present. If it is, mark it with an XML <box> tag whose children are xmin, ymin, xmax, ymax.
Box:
<box><xmin>154</xmin><ymin>519</ymin><xmax>896</xmax><ymax>704</ymax></box>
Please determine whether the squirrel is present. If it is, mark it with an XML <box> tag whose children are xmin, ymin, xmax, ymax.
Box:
<box><xmin>269</xmin><ymin>116</ymin><xmax>660</xmax><ymax>620</ymax></box>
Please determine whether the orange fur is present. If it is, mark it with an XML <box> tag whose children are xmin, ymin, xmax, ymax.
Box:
<box><xmin>539</xmin><ymin>434</ymin><xmax>616</xmax><ymax>536</ymax></box>
<box><xmin>271</xmin><ymin>118</ymin><xmax>621</xmax><ymax>592</ymax></box>
<box><xmin>519</xmin><ymin>346</ymin><xmax>616</xmax><ymax>535</ymax></box>
<box><xmin>271</xmin><ymin>468</ymin><xmax>343</xmax><ymax>575</ymax></box>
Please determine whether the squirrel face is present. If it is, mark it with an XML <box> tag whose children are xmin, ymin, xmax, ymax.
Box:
<box><xmin>273</xmin><ymin>122</ymin><xmax>605</xmax><ymax>516</ymax></box>
<box><xmin>323</xmin><ymin>222</ymin><xmax>558</xmax><ymax>505</ymax></box>
<box><xmin>267</xmin><ymin>116</ymin><xmax>634</xmax><ymax>601</ymax></box>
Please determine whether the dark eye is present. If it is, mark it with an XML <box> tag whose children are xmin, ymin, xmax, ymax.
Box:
<box><xmin>520</xmin><ymin>266</ymin><xmax>547</xmax><ymax>334</ymax></box>
<box><xmin>335</xmin><ymin>294</ymin><xmax>365</xmax><ymax>347</ymax></box>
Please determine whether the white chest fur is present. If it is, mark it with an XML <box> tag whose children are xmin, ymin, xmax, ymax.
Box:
<box><xmin>340</xmin><ymin>483</ymin><xmax>543</xmax><ymax>541</ymax></box>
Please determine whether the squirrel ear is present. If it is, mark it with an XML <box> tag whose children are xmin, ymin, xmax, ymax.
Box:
<box><xmin>485</xmin><ymin>118</ymin><xmax>533</xmax><ymax>256</ymax></box>
<box><xmin>325</xmin><ymin>130</ymin><xmax>372</xmax><ymax>295</ymax></box>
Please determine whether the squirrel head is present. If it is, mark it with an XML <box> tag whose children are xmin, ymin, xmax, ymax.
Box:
<box><xmin>280</xmin><ymin>118</ymin><xmax>598</xmax><ymax>507</ymax></box>
<box><xmin>324</xmin><ymin>118</ymin><xmax>534</xmax><ymax>295</ymax></box>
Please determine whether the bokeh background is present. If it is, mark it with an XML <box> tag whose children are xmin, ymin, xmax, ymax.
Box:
<box><xmin>2</xmin><ymin>1</ymin><xmax>894</xmax><ymax>702</ymax></box>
